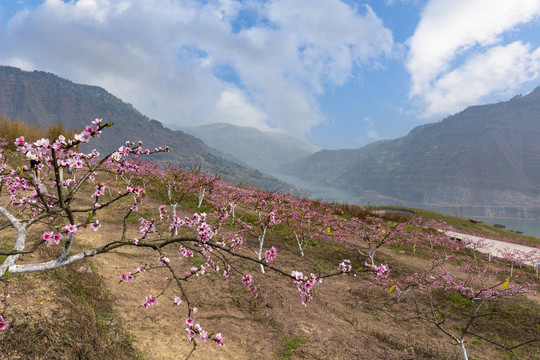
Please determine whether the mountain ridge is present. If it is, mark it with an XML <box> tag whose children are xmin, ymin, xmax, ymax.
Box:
<box><xmin>180</xmin><ymin>122</ymin><xmax>320</xmax><ymax>173</ymax></box>
<box><xmin>289</xmin><ymin>87</ymin><xmax>540</xmax><ymax>218</ymax></box>
<box><xmin>0</xmin><ymin>66</ymin><xmax>298</xmax><ymax>192</ymax></box>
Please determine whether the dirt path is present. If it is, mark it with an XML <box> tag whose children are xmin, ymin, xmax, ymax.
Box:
<box><xmin>442</xmin><ymin>230</ymin><xmax>540</xmax><ymax>267</ymax></box>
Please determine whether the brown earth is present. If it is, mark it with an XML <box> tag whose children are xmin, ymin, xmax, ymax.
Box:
<box><xmin>1</xmin><ymin>185</ymin><xmax>539</xmax><ymax>360</ymax></box>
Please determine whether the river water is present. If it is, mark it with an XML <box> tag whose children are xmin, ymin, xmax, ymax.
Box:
<box><xmin>272</xmin><ymin>171</ymin><xmax>540</xmax><ymax>239</ymax></box>
<box><xmin>470</xmin><ymin>217</ymin><xmax>540</xmax><ymax>238</ymax></box>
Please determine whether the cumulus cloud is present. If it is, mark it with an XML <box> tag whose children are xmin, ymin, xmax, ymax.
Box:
<box><xmin>407</xmin><ymin>0</ymin><xmax>540</xmax><ymax>117</ymax></box>
<box><xmin>0</xmin><ymin>0</ymin><xmax>393</xmax><ymax>136</ymax></box>
<box><xmin>424</xmin><ymin>42</ymin><xmax>540</xmax><ymax>115</ymax></box>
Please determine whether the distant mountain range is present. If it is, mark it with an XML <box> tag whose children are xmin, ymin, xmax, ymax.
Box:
<box><xmin>0</xmin><ymin>66</ymin><xmax>297</xmax><ymax>192</ymax></box>
<box><xmin>180</xmin><ymin>123</ymin><xmax>320</xmax><ymax>173</ymax></box>
<box><xmin>5</xmin><ymin>65</ymin><xmax>539</xmax><ymax>218</ymax></box>
<box><xmin>289</xmin><ymin>88</ymin><xmax>540</xmax><ymax>219</ymax></box>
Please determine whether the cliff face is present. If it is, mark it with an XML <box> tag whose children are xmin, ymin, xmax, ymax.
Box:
<box><xmin>290</xmin><ymin>87</ymin><xmax>540</xmax><ymax>217</ymax></box>
<box><xmin>0</xmin><ymin>66</ymin><xmax>295</xmax><ymax>192</ymax></box>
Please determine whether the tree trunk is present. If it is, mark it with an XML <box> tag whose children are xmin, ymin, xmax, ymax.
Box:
<box><xmin>459</xmin><ymin>340</ymin><xmax>469</xmax><ymax>360</ymax></box>
<box><xmin>257</xmin><ymin>227</ymin><xmax>267</xmax><ymax>274</ymax></box>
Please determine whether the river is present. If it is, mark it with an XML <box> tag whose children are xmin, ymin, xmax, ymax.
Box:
<box><xmin>272</xmin><ymin>171</ymin><xmax>540</xmax><ymax>238</ymax></box>
<box><xmin>470</xmin><ymin>217</ymin><xmax>540</xmax><ymax>238</ymax></box>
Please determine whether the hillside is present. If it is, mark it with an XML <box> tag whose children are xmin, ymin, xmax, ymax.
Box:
<box><xmin>289</xmin><ymin>88</ymin><xmax>540</xmax><ymax>218</ymax></box>
<box><xmin>0</xmin><ymin>66</ymin><xmax>296</xmax><ymax>192</ymax></box>
<box><xmin>0</xmin><ymin>140</ymin><xmax>538</xmax><ymax>359</ymax></box>
<box><xmin>180</xmin><ymin>123</ymin><xmax>320</xmax><ymax>173</ymax></box>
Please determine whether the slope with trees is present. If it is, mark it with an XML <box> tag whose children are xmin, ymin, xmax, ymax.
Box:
<box><xmin>0</xmin><ymin>118</ymin><xmax>538</xmax><ymax>359</ymax></box>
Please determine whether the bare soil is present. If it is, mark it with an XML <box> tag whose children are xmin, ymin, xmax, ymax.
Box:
<box><xmin>1</xmin><ymin>192</ymin><xmax>539</xmax><ymax>360</ymax></box>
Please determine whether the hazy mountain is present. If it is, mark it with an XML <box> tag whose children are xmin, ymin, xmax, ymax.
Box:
<box><xmin>289</xmin><ymin>87</ymin><xmax>540</xmax><ymax>218</ymax></box>
<box><xmin>180</xmin><ymin>123</ymin><xmax>320</xmax><ymax>173</ymax></box>
<box><xmin>0</xmin><ymin>66</ymin><xmax>297</xmax><ymax>192</ymax></box>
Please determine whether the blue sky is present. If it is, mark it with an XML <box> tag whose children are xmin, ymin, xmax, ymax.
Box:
<box><xmin>1</xmin><ymin>0</ymin><xmax>540</xmax><ymax>149</ymax></box>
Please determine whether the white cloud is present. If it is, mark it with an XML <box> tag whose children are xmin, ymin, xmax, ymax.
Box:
<box><xmin>0</xmin><ymin>0</ymin><xmax>394</xmax><ymax>136</ymax></box>
<box><xmin>4</xmin><ymin>56</ymin><xmax>35</xmax><ymax>71</ymax></box>
<box><xmin>424</xmin><ymin>42</ymin><xmax>540</xmax><ymax>116</ymax></box>
<box><xmin>214</xmin><ymin>88</ymin><xmax>271</xmax><ymax>130</ymax></box>
<box><xmin>407</xmin><ymin>0</ymin><xmax>540</xmax><ymax>116</ymax></box>
<box><xmin>367</xmin><ymin>130</ymin><xmax>381</xmax><ymax>140</ymax></box>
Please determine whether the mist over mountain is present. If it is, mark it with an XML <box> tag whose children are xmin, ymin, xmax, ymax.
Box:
<box><xmin>0</xmin><ymin>66</ymin><xmax>298</xmax><ymax>192</ymax></box>
<box><xmin>180</xmin><ymin>123</ymin><xmax>320</xmax><ymax>174</ymax></box>
<box><xmin>289</xmin><ymin>87</ymin><xmax>540</xmax><ymax>218</ymax></box>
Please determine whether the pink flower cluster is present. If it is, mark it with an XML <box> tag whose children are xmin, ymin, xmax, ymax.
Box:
<box><xmin>159</xmin><ymin>256</ymin><xmax>170</xmax><ymax>267</ymax></box>
<box><xmin>138</xmin><ymin>218</ymin><xmax>156</xmax><ymax>240</ymax></box>
<box><xmin>0</xmin><ymin>293</ymin><xmax>9</xmax><ymax>330</ymax></box>
<box><xmin>141</xmin><ymin>294</ymin><xmax>158</xmax><ymax>309</ymax></box>
<box><xmin>241</xmin><ymin>274</ymin><xmax>259</xmax><ymax>298</ymax></box>
<box><xmin>0</xmin><ymin>315</ymin><xmax>9</xmax><ymax>331</ymax></box>
<box><xmin>74</xmin><ymin>120</ymin><xmax>103</xmax><ymax>143</ymax></box>
<box><xmin>339</xmin><ymin>259</ymin><xmax>352</xmax><ymax>273</ymax></box>
<box><xmin>184</xmin><ymin>318</ymin><xmax>217</xmax><ymax>345</ymax></box>
<box><xmin>42</xmin><ymin>231</ymin><xmax>63</xmax><ymax>247</ymax></box>
<box><xmin>264</xmin><ymin>247</ymin><xmax>277</xmax><ymax>262</ymax></box>
<box><xmin>61</xmin><ymin>224</ymin><xmax>79</xmax><ymax>234</ymax></box>
<box><xmin>90</xmin><ymin>220</ymin><xmax>101</xmax><ymax>231</ymax></box>
<box><xmin>241</xmin><ymin>274</ymin><xmax>252</xmax><ymax>286</ymax></box>
<box><xmin>91</xmin><ymin>182</ymin><xmax>106</xmax><ymax>199</ymax></box>
<box><xmin>365</xmin><ymin>262</ymin><xmax>389</xmax><ymax>278</ymax></box>
<box><xmin>291</xmin><ymin>271</ymin><xmax>319</xmax><ymax>306</ymax></box>
<box><xmin>178</xmin><ymin>246</ymin><xmax>194</xmax><ymax>257</ymax></box>
<box><xmin>185</xmin><ymin>264</ymin><xmax>206</xmax><ymax>278</ymax></box>
<box><xmin>158</xmin><ymin>205</ymin><xmax>168</xmax><ymax>221</ymax></box>
<box><xmin>197</xmin><ymin>221</ymin><xmax>216</xmax><ymax>243</ymax></box>
<box><xmin>120</xmin><ymin>272</ymin><xmax>134</xmax><ymax>282</ymax></box>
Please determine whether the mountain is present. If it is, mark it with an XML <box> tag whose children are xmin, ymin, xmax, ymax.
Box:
<box><xmin>180</xmin><ymin>123</ymin><xmax>320</xmax><ymax>173</ymax></box>
<box><xmin>0</xmin><ymin>66</ymin><xmax>297</xmax><ymax>192</ymax></box>
<box><xmin>289</xmin><ymin>88</ymin><xmax>540</xmax><ymax>218</ymax></box>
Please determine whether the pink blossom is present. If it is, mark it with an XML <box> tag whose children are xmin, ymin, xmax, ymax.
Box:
<box><xmin>52</xmin><ymin>233</ymin><xmax>63</xmax><ymax>244</ymax></box>
<box><xmin>141</xmin><ymin>294</ymin><xmax>157</xmax><ymax>309</ymax></box>
<box><xmin>339</xmin><ymin>259</ymin><xmax>352</xmax><ymax>273</ymax></box>
<box><xmin>62</xmin><ymin>224</ymin><xmax>78</xmax><ymax>234</ymax></box>
<box><xmin>120</xmin><ymin>272</ymin><xmax>134</xmax><ymax>282</ymax></box>
<box><xmin>42</xmin><ymin>231</ymin><xmax>54</xmax><ymax>246</ymax></box>
<box><xmin>14</xmin><ymin>136</ymin><xmax>25</xmax><ymax>146</ymax></box>
<box><xmin>215</xmin><ymin>333</ymin><xmax>224</xmax><ymax>346</ymax></box>
<box><xmin>159</xmin><ymin>256</ymin><xmax>170</xmax><ymax>266</ymax></box>
<box><xmin>241</xmin><ymin>274</ymin><xmax>253</xmax><ymax>286</ymax></box>
<box><xmin>0</xmin><ymin>315</ymin><xmax>8</xmax><ymax>330</ymax></box>
<box><xmin>184</xmin><ymin>318</ymin><xmax>194</xmax><ymax>328</ymax></box>
<box><xmin>178</xmin><ymin>246</ymin><xmax>194</xmax><ymax>257</ymax></box>
<box><xmin>200</xmin><ymin>330</ymin><xmax>208</xmax><ymax>341</ymax></box>
<box><xmin>90</xmin><ymin>220</ymin><xmax>100</xmax><ymax>231</ymax></box>
<box><xmin>265</xmin><ymin>247</ymin><xmax>277</xmax><ymax>262</ymax></box>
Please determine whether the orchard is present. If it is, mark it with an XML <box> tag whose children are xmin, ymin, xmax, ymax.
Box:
<box><xmin>0</xmin><ymin>120</ymin><xmax>538</xmax><ymax>359</ymax></box>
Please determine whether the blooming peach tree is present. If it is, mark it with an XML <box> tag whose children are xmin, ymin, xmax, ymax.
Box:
<box><xmin>0</xmin><ymin>120</ymin><xmax>354</xmax><ymax>355</ymax></box>
<box><xmin>377</xmin><ymin>252</ymin><xmax>538</xmax><ymax>360</ymax></box>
